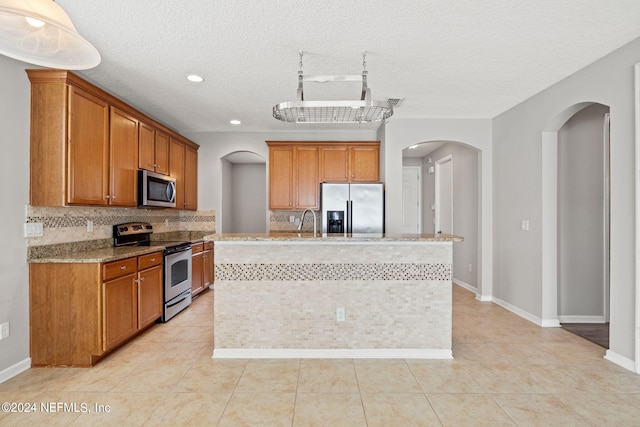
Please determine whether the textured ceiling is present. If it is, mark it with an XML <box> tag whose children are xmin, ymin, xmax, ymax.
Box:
<box><xmin>54</xmin><ymin>0</ymin><xmax>640</xmax><ymax>134</ymax></box>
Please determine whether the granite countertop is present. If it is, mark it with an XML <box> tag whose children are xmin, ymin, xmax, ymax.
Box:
<box><xmin>28</xmin><ymin>231</ymin><xmax>212</xmax><ymax>264</ymax></box>
<box><xmin>205</xmin><ymin>232</ymin><xmax>463</xmax><ymax>243</ymax></box>
<box><xmin>28</xmin><ymin>244</ymin><xmax>168</xmax><ymax>263</ymax></box>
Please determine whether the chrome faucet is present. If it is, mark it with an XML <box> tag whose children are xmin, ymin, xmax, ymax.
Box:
<box><xmin>297</xmin><ymin>209</ymin><xmax>317</xmax><ymax>236</ymax></box>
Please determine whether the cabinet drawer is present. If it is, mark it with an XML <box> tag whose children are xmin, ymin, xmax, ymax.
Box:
<box><xmin>204</xmin><ymin>241</ymin><xmax>213</xmax><ymax>251</ymax></box>
<box><xmin>103</xmin><ymin>257</ymin><xmax>137</xmax><ymax>281</ymax></box>
<box><xmin>138</xmin><ymin>251</ymin><xmax>163</xmax><ymax>270</ymax></box>
<box><xmin>191</xmin><ymin>242</ymin><xmax>204</xmax><ymax>254</ymax></box>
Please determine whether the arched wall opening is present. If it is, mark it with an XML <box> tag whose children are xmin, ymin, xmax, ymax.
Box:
<box><xmin>402</xmin><ymin>140</ymin><xmax>481</xmax><ymax>293</ymax></box>
<box><xmin>541</xmin><ymin>102</ymin><xmax>610</xmax><ymax>332</ymax></box>
<box><xmin>220</xmin><ymin>150</ymin><xmax>267</xmax><ymax>233</ymax></box>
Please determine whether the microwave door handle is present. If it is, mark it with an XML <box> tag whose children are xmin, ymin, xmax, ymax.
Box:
<box><xmin>167</xmin><ymin>181</ymin><xmax>176</xmax><ymax>203</ymax></box>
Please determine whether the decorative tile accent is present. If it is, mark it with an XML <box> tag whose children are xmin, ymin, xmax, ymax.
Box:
<box><xmin>215</xmin><ymin>262</ymin><xmax>451</xmax><ymax>281</ymax></box>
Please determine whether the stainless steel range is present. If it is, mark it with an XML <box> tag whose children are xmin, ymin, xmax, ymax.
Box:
<box><xmin>113</xmin><ymin>222</ymin><xmax>192</xmax><ymax>322</ymax></box>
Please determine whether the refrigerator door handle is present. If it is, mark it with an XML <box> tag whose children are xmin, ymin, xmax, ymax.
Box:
<box><xmin>348</xmin><ymin>200</ymin><xmax>353</xmax><ymax>234</ymax></box>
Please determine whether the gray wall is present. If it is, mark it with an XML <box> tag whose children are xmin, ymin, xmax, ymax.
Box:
<box><xmin>423</xmin><ymin>143</ymin><xmax>479</xmax><ymax>289</ymax></box>
<box><xmin>558</xmin><ymin>103</ymin><xmax>609</xmax><ymax>319</ymax></box>
<box><xmin>493</xmin><ymin>37</ymin><xmax>640</xmax><ymax>363</ymax></box>
<box><xmin>0</xmin><ymin>56</ymin><xmax>31</xmax><ymax>378</ymax></box>
<box><xmin>230</xmin><ymin>163</ymin><xmax>267</xmax><ymax>233</ymax></box>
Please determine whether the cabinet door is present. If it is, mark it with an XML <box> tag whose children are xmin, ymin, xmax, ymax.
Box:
<box><xmin>184</xmin><ymin>145</ymin><xmax>198</xmax><ymax>210</ymax></box>
<box><xmin>203</xmin><ymin>246</ymin><xmax>214</xmax><ymax>288</ymax></box>
<box><xmin>109</xmin><ymin>107</ymin><xmax>138</xmax><ymax>206</ymax></box>
<box><xmin>138</xmin><ymin>122</ymin><xmax>156</xmax><ymax>172</ymax></box>
<box><xmin>269</xmin><ymin>145</ymin><xmax>294</xmax><ymax>209</ymax></box>
<box><xmin>137</xmin><ymin>265</ymin><xmax>163</xmax><ymax>329</ymax></box>
<box><xmin>103</xmin><ymin>274</ymin><xmax>137</xmax><ymax>351</ymax></box>
<box><xmin>169</xmin><ymin>138</ymin><xmax>185</xmax><ymax>209</ymax></box>
<box><xmin>67</xmin><ymin>87</ymin><xmax>110</xmax><ymax>205</ymax></box>
<box><xmin>350</xmin><ymin>146</ymin><xmax>379</xmax><ymax>182</ymax></box>
<box><xmin>154</xmin><ymin>131</ymin><xmax>170</xmax><ymax>175</ymax></box>
<box><xmin>191</xmin><ymin>251</ymin><xmax>204</xmax><ymax>295</ymax></box>
<box><xmin>319</xmin><ymin>147</ymin><xmax>349</xmax><ymax>182</ymax></box>
<box><xmin>295</xmin><ymin>146</ymin><xmax>319</xmax><ymax>209</ymax></box>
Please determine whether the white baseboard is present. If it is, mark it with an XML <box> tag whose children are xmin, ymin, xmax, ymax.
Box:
<box><xmin>213</xmin><ymin>348</ymin><xmax>453</xmax><ymax>360</ymax></box>
<box><xmin>604</xmin><ymin>349</ymin><xmax>636</xmax><ymax>372</ymax></box>
<box><xmin>452</xmin><ymin>280</ymin><xmax>492</xmax><ymax>301</ymax></box>
<box><xmin>0</xmin><ymin>358</ymin><xmax>31</xmax><ymax>384</ymax></box>
<box><xmin>492</xmin><ymin>296</ymin><xmax>561</xmax><ymax>327</ymax></box>
<box><xmin>558</xmin><ymin>315</ymin><xmax>606</xmax><ymax>324</ymax></box>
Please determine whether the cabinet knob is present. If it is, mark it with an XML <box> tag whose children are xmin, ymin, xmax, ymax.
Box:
<box><xmin>150</xmin><ymin>258</ymin><xmax>156</xmax><ymax>262</ymax></box>
<box><xmin>120</xmin><ymin>266</ymin><xmax>126</xmax><ymax>270</ymax></box>
<box><xmin>105</xmin><ymin>195</ymin><xmax>111</xmax><ymax>199</ymax></box>
<box><xmin>112</xmin><ymin>195</ymin><xmax>116</xmax><ymax>200</ymax></box>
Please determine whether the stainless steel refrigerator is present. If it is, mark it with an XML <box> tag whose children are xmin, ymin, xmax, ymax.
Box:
<box><xmin>321</xmin><ymin>183</ymin><xmax>384</xmax><ymax>234</ymax></box>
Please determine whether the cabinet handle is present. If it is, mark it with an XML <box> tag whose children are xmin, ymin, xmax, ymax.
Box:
<box><xmin>138</xmin><ymin>277</ymin><xmax>145</xmax><ymax>282</ymax></box>
<box><xmin>112</xmin><ymin>195</ymin><xmax>117</xmax><ymax>200</ymax></box>
<box><xmin>150</xmin><ymin>258</ymin><xmax>156</xmax><ymax>262</ymax></box>
<box><xmin>120</xmin><ymin>266</ymin><xmax>126</xmax><ymax>270</ymax></box>
<box><xmin>105</xmin><ymin>195</ymin><xmax>111</xmax><ymax>199</ymax></box>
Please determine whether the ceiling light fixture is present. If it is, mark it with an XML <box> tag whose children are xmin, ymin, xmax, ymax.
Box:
<box><xmin>273</xmin><ymin>51</ymin><xmax>393</xmax><ymax>124</ymax></box>
<box><xmin>230</xmin><ymin>119</ymin><xmax>241</xmax><ymax>125</ymax></box>
<box><xmin>186</xmin><ymin>74</ymin><xmax>204</xmax><ymax>83</ymax></box>
<box><xmin>0</xmin><ymin>0</ymin><xmax>100</xmax><ymax>69</ymax></box>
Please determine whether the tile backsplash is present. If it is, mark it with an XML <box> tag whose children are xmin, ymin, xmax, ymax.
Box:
<box><xmin>269</xmin><ymin>210</ymin><xmax>322</xmax><ymax>232</ymax></box>
<box><xmin>26</xmin><ymin>205</ymin><xmax>216</xmax><ymax>247</ymax></box>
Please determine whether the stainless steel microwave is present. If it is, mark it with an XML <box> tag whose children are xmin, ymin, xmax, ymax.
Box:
<box><xmin>138</xmin><ymin>170</ymin><xmax>176</xmax><ymax>208</ymax></box>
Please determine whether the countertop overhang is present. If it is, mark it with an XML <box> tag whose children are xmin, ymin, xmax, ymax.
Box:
<box><xmin>205</xmin><ymin>232</ymin><xmax>463</xmax><ymax>243</ymax></box>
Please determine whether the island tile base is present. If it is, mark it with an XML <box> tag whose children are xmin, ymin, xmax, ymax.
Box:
<box><xmin>211</xmin><ymin>238</ymin><xmax>455</xmax><ymax>359</ymax></box>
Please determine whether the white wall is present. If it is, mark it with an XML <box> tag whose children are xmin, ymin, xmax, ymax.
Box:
<box><xmin>382</xmin><ymin>119</ymin><xmax>492</xmax><ymax>298</ymax></box>
<box><xmin>0</xmin><ymin>56</ymin><xmax>31</xmax><ymax>378</ymax></box>
<box><xmin>558</xmin><ymin>103</ymin><xmax>609</xmax><ymax>319</ymax></box>
<box><xmin>493</xmin><ymin>37</ymin><xmax>640</xmax><ymax>364</ymax></box>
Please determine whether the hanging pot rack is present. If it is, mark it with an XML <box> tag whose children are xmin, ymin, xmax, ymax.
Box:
<box><xmin>272</xmin><ymin>51</ymin><xmax>393</xmax><ymax>124</ymax></box>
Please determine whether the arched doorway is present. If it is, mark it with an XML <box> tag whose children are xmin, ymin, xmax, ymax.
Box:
<box><xmin>402</xmin><ymin>140</ymin><xmax>481</xmax><ymax>293</ymax></box>
<box><xmin>220</xmin><ymin>151</ymin><xmax>267</xmax><ymax>233</ymax></box>
<box><xmin>541</xmin><ymin>102</ymin><xmax>611</xmax><ymax>349</ymax></box>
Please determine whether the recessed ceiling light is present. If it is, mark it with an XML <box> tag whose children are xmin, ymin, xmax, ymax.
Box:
<box><xmin>186</xmin><ymin>74</ymin><xmax>204</xmax><ymax>83</ymax></box>
<box><xmin>230</xmin><ymin>119</ymin><xmax>241</xmax><ymax>125</ymax></box>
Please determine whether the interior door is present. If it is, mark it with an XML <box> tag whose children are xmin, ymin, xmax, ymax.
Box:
<box><xmin>435</xmin><ymin>155</ymin><xmax>453</xmax><ymax>234</ymax></box>
<box><xmin>402</xmin><ymin>167</ymin><xmax>421</xmax><ymax>234</ymax></box>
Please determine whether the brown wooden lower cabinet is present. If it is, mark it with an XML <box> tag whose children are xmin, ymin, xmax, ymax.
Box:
<box><xmin>29</xmin><ymin>251</ymin><xmax>164</xmax><ymax>367</ymax></box>
<box><xmin>191</xmin><ymin>241</ymin><xmax>213</xmax><ymax>297</ymax></box>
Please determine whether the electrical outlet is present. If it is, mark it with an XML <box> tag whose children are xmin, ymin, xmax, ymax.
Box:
<box><xmin>24</xmin><ymin>222</ymin><xmax>43</xmax><ymax>237</ymax></box>
<box><xmin>0</xmin><ymin>322</ymin><xmax>9</xmax><ymax>340</ymax></box>
<box><xmin>336</xmin><ymin>308</ymin><xmax>345</xmax><ymax>322</ymax></box>
<box><xmin>521</xmin><ymin>220</ymin><xmax>530</xmax><ymax>231</ymax></box>
<box><xmin>289</xmin><ymin>216</ymin><xmax>295</xmax><ymax>223</ymax></box>
<box><xmin>165</xmin><ymin>218</ymin><xmax>169</xmax><ymax>227</ymax></box>
<box><xmin>87</xmin><ymin>220</ymin><xmax>93</xmax><ymax>232</ymax></box>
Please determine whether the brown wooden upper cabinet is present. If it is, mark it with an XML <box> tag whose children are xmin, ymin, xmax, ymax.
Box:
<box><xmin>319</xmin><ymin>143</ymin><xmax>379</xmax><ymax>183</ymax></box>
<box><xmin>109</xmin><ymin>107</ymin><xmax>139</xmax><ymax>206</ymax></box>
<box><xmin>169</xmin><ymin>137</ymin><xmax>198</xmax><ymax>210</ymax></box>
<box><xmin>267</xmin><ymin>143</ymin><xmax>319</xmax><ymax>210</ymax></box>
<box><xmin>27</xmin><ymin>69</ymin><xmax>198</xmax><ymax>208</ymax></box>
<box><xmin>139</xmin><ymin>124</ymin><xmax>170</xmax><ymax>175</ymax></box>
<box><xmin>267</xmin><ymin>141</ymin><xmax>379</xmax><ymax>210</ymax></box>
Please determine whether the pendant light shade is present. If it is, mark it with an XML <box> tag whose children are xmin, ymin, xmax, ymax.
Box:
<box><xmin>0</xmin><ymin>0</ymin><xmax>100</xmax><ymax>69</ymax></box>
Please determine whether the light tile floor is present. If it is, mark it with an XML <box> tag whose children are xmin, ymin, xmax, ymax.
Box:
<box><xmin>2</xmin><ymin>285</ymin><xmax>640</xmax><ymax>426</ymax></box>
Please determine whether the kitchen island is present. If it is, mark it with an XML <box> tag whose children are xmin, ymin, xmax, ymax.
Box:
<box><xmin>206</xmin><ymin>233</ymin><xmax>462</xmax><ymax>359</ymax></box>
